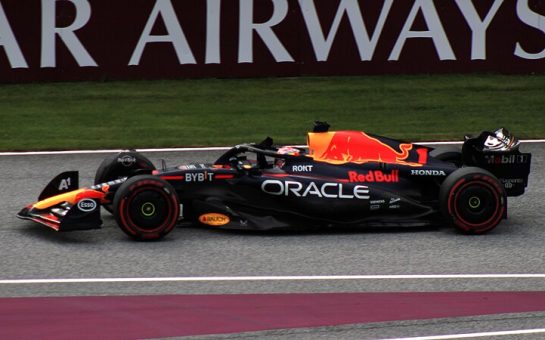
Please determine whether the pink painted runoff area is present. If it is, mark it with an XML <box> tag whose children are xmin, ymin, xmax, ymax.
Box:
<box><xmin>2</xmin><ymin>291</ymin><xmax>545</xmax><ymax>339</ymax></box>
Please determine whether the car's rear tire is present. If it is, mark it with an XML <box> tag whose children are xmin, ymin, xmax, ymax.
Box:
<box><xmin>95</xmin><ymin>151</ymin><xmax>155</xmax><ymax>213</ymax></box>
<box><xmin>439</xmin><ymin>167</ymin><xmax>506</xmax><ymax>234</ymax></box>
<box><xmin>113</xmin><ymin>175</ymin><xmax>179</xmax><ymax>241</ymax></box>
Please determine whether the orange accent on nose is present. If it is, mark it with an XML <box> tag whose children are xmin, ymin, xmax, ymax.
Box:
<box><xmin>33</xmin><ymin>189</ymin><xmax>86</xmax><ymax>210</ymax></box>
<box><xmin>75</xmin><ymin>190</ymin><xmax>105</xmax><ymax>201</ymax></box>
<box><xmin>33</xmin><ymin>189</ymin><xmax>105</xmax><ymax>210</ymax></box>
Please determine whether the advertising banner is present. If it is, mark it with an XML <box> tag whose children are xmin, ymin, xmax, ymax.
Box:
<box><xmin>0</xmin><ymin>0</ymin><xmax>544</xmax><ymax>82</ymax></box>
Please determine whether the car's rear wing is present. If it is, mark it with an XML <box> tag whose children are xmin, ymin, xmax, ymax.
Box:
<box><xmin>462</xmin><ymin>129</ymin><xmax>531</xmax><ymax>196</ymax></box>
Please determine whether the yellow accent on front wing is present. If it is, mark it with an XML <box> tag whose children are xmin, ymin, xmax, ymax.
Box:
<box><xmin>33</xmin><ymin>189</ymin><xmax>86</xmax><ymax>210</ymax></box>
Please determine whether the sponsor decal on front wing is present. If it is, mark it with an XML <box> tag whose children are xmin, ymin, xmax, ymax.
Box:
<box><xmin>77</xmin><ymin>199</ymin><xmax>97</xmax><ymax>212</ymax></box>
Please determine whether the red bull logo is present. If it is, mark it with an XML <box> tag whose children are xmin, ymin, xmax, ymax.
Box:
<box><xmin>348</xmin><ymin>170</ymin><xmax>399</xmax><ymax>183</ymax></box>
<box><xmin>308</xmin><ymin>131</ymin><xmax>425</xmax><ymax>167</ymax></box>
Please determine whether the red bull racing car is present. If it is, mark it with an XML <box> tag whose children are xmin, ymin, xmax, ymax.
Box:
<box><xmin>17</xmin><ymin>123</ymin><xmax>531</xmax><ymax>241</ymax></box>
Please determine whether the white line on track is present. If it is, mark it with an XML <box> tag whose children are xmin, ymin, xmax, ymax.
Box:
<box><xmin>0</xmin><ymin>140</ymin><xmax>543</xmax><ymax>157</ymax></box>
<box><xmin>0</xmin><ymin>146</ymin><xmax>233</xmax><ymax>156</ymax></box>
<box><xmin>382</xmin><ymin>328</ymin><xmax>545</xmax><ymax>340</ymax></box>
<box><xmin>2</xmin><ymin>274</ymin><xmax>545</xmax><ymax>284</ymax></box>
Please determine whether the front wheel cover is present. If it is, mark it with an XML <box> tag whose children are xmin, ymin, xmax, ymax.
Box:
<box><xmin>95</xmin><ymin>151</ymin><xmax>156</xmax><ymax>214</ymax></box>
<box><xmin>113</xmin><ymin>175</ymin><xmax>179</xmax><ymax>241</ymax></box>
<box><xmin>440</xmin><ymin>167</ymin><xmax>506</xmax><ymax>234</ymax></box>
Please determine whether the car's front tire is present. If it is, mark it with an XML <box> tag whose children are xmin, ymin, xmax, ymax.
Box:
<box><xmin>113</xmin><ymin>175</ymin><xmax>179</xmax><ymax>241</ymax></box>
<box><xmin>439</xmin><ymin>167</ymin><xmax>506</xmax><ymax>234</ymax></box>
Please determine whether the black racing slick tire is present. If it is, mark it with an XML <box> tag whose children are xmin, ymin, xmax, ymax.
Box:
<box><xmin>113</xmin><ymin>175</ymin><xmax>179</xmax><ymax>241</ymax></box>
<box><xmin>439</xmin><ymin>167</ymin><xmax>506</xmax><ymax>234</ymax></box>
<box><xmin>95</xmin><ymin>151</ymin><xmax>156</xmax><ymax>213</ymax></box>
<box><xmin>429</xmin><ymin>146</ymin><xmax>462</xmax><ymax>166</ymax></box>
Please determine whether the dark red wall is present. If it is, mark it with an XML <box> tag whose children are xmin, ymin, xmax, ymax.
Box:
<box><xmin>0</xmin><ymin>0</ymin><xmax>544</xmax><ymax>82</ymax></box>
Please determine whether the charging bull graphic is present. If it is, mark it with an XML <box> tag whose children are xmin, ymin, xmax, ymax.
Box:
<box><xmin>308</xmin><ymin>131</ymin><xmax>424</xmax><ymax>166</ymax></box>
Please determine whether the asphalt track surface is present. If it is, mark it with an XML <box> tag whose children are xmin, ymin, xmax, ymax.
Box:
<box><xmin>1</xmin><ymin>142</ymin><xmax>544</xmax><ymax>339</ymax></box>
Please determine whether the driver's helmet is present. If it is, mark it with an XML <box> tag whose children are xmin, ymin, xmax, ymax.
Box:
<box><xmin>275</xmin><ymin>146</ymin><xmax>300</xmax><ymax>168</ymax></box>
<box><xmin>277</xmin><ymin>146</ymin><xmax>301</xmax><ymax>156</ymax></box>
<box><xmin>483</xmin><ymin>128</ymin><xmax>520</xmax><ymax>152</ymax></box>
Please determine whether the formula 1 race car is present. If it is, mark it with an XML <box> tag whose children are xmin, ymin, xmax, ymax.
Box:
<box><xmin>17</xmin><ymin>123</ymin><xmax>531</xmax><ymax>241</ymax></box>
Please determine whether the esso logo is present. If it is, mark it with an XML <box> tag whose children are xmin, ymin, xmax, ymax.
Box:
<box><xmin>77</xmin><ymin>199</ymin><xmax>97</xmax><ymax>212</ymax></box>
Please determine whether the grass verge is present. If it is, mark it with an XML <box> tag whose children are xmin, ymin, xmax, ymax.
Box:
<box><xmin>0</xmin><ymin>74</ymin><xmax>544</xmax><ymax>151</ymax></box>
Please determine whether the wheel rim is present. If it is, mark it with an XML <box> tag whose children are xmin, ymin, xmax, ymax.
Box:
<box><xmin>468</xmin><ymin>196</ymin><xmax>481</xmax><ymax>209</ymax></box>
<box><xmin>127</xmin><ymin>189</ymin><xmax>169</xmax><ymax>231</ymax></box>
<box><xmin>453</xmin><ymin>181</ymin><xmax>500</xmax><ymax>229</ymax></box>
<box><xmin>141</xmin><ymin>202</ymin><xmax>156</xmax><ymax>217</ymax></box>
